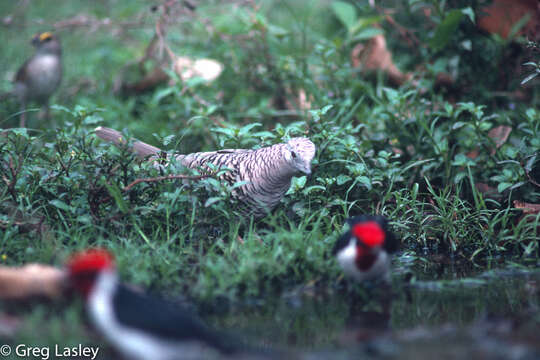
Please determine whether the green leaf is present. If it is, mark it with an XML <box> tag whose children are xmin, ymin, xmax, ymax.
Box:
<box><xmin>212</xmin><ymin>127</ymin><xmax>236</xmax><ymax>137</ymax></box>
<box><xmin>77</xmin><ymin>215</ymin><xmax>92</xmax><ymax>224</ymax></box>
<box><xmin>162</xmin><ymin>135</ymin><xmax>176</xmax><ymax>146</ymax></box>
<box><xmin>337</xmin><ymin>175</ymin><xmax>352</xmax><ymax>185</ymax></box>
<box><xmin>132</xmin><ymin>221</ymin><xmax>156</xmax><ymax>250</ymax></box>
<box><xmin>73</xmin><ymin>105</ymin><xmax>87</xmax><ymax>117</ymax></box>
<box><xmin>231</xmin><ymin>181</ymin><xmax>249</xmax><ymax>189</ymax></box>
<box><xmin>293</xmin><ymin>176</ymin><xmax>307</xmax><ymax>189</ymax></box>
<box><xmin>213</xmin><ymin>12</ymin><xmax>249</xmax><ymax>35</ymax></box>
<box><xmin>287</xmin><ymin>176</ymin><xmax>308</xmax><ymax>194</ymax></box>
<box><xmin>303</xmin><ymin>185</ymin><xmax>326</xmax><ymax>195</ymax></box>
<box><xmin>105</xmin><ymin>183</ymin><xmax>128</xmax><ymax>213</ymax></box>
<box><xmin>152</xmin><ymin>87</ymin><xmax>175</xmax><ymax>104</ymax></box>
<box><xmin>497</xmin><ymin>182</ymin><xmax>513</xmax><ymax>193</ymax></box>
<box><xmin>349</xmin><ymin>15</ymin><xmax>384</xmax><ymax>34</ymax></box>
<box><xmin>252</xmin><ymin>131</ymin><xmax>276</xmax><ymax>139</ymax></box>
<box><xmin>331</xmin><ymin>1</ymin><xmax>357</xmax><ymax>31</ymax></box>
<box><xmin>83</xmin><ymin>115</ymin><xmax>102</xmax><ymax>125</ymax></box>
<box><xmin>522</xmin><ymin>62</ymin><xmax>539</xmax><ymax>68</ymax></box>
<box><xmin>268</xmin><ymin>24</ymin><xmax>289</xmax><ymax>38</ymax></box>
<box><xmin>356</xmin><ymin>176</ymin><xmax>372</xmax><ymax>190</ymax></box>
<box><xmin>7</xmin><ymin>128</ymin><xmax>29</xmax><ymax>138</ymax></box>
<box><xmin>239</xmin><ymin>123</ymin><xmax>262</xmax><ymax>136</ymax></box>
<box><xmin>49</xmin><ymin>199</ymin><xmax>73</xmax><ymax>213</ymax></box>
<box><xmin>452</xmin><ymin>153</ymin><xmax>475</xmax><ymax>167</ymax></box>
<box><xmin>309</xmin><ymin>104</ymin><xmax>334</xmax><ymax>122</ymax></box>
<box><xmin>429</xmin><ymin>9</ymin><xmax>463</xmax><ymax>51</ymax></box>
<box><xmin>321</xmin><ymin>104</ymin><xmax>334</xmax><ymax>115</ymax></box>
<box><xmin>521</xmin><ymin>71</ymin><xmax>539</xmax><ymax>85</ymax></box>
<box><xmin>525</xmin><ymin>155</ymin><xmax>537</xmax><ymax>172</ymax></box>
<box><xmin>454</xmin><ymin>172</ymin><xmax>467</xmax><ymax>184</ymax></box>
<box><xmin>50</xmin><ymin>104</ymin><xmax>74</xmax><ymax>115</ymax></box>
<box><xmin>351</xmin><ymin>27</ymin><xmax>384</xmax><ymax>41</ymax></box>
<box><xmin>204</xmin><ymin>197</ymin><xmax>222</xmax><ymax>207</ymax></box>
<box><xmin>508</xmin><ymin>13</ymin><xmax>531</xmax><ymax>39</ymax></box>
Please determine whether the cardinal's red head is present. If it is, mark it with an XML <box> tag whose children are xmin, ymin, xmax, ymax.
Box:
<box><xmin>67</xmin><ymin>249</ymin><xmax>115</xmax><ymax>297</ymax></box>
<box><xmin>352</xmin><ymin>221</ymin><xmax>385</xmax><ymax>248</ymax></box>
<box><xmin>351</xmin><ymin>221</ymin><xmax>385</xmax><ymax>270</ymax></box>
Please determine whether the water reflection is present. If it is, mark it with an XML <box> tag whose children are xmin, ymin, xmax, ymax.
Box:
<box><xmin>207</xmin><ymin>265</ymin><xmax>540</xmax><ymax>359</ymax></box>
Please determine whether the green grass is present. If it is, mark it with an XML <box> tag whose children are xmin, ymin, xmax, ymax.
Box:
<box><xmin>0</xmin><ymin>0</ymin><xmax>539</xmax><ymax>354</ymax></box>
<box><xmin>1</xmin><ymin>0</ymin><xmax>539</xmax><ymax>297</ymax></box>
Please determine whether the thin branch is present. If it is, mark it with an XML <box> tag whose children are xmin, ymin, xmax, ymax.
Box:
<box><xmin>525</xmin><ymin>168</ymin><xmax>540</xmax><ymax>188</ymax></box>
<box><xmin>123</xmin><ymin>173</ymin><xmax>211</xmax><ymax>192</ymax></box>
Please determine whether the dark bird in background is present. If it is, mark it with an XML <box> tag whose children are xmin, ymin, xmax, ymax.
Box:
<box><xmin>333</xmin><ymin>215</ymin><xmax>399</xmax><ymax>283</ymax></box>
<box><xmin>13</xmin><ymin>32</ymin><xmax>62</xmax><ymax>127</ymax></box>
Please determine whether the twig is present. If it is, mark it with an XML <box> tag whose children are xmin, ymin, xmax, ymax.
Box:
<box><xmin>123</xmin><ymin>174</ymin><xmax>211</xmax><ymax>192</ymax></box>
<box><xmin>3</xmin><ymin>155</ymin><xmax>22</xmax><ymax>201</ymax></box>
<box><xmin>525</xmin><ymin>167</ymin><xmax>540</xmax><ymax>188</ymax></box>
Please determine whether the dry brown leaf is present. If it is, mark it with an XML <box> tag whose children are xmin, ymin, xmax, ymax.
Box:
<box><xmin>466</xmin><ymin>126</ymin><xmax>511</xmax><ymax>158</ymax></box>
<box><xmin>488</xmin><ymin>125</ymin><xmax>512</xmax><ymax>154</ymax></box>
<box><xmin>466</xmin><ymin>150</ymin><xmax>479</xmax><ymax>160</ymax></box>
<box><xmin>351</xmin><ymin>34</ymin><xmax>412</xmax><ymax>86</ymax></box>
<box><xmin>0</xmin><ymin>264</ymin><xmax>65</xmax><ymax>300</ymax></box>
<box><xmin>477</xmin><ymin>0</ymin><xmax>540</xmax><ymax>41</ymax></box>
<box><xmin>513</xmin><ymin>200</ymin><xmax>540</xmax><ymax>214</ymax></box>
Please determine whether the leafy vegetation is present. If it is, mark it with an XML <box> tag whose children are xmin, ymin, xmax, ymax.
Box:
<box><xmin>0</xmin><ymin>0</ymin><xmax>539</xmax><ymax>353</ymax></box>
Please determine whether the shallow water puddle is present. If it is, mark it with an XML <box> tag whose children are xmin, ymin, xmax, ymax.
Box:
<box><xmin>207</xmin><ymin>264</ymin><xmax>540</xmax><ymax>359</ymax></box>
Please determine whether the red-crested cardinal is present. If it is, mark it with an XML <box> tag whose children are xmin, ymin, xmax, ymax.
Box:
<box><xmin>67</xmin><ymin>249</ymin><xmax>238</xmax><ymax>360</ymax></box>
<box><xmin>333</xmin><ymin>215</ymin><xmax>399</xmax><ymax>282</ymax></box>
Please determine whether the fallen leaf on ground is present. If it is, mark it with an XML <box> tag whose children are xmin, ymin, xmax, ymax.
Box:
<box><xmin>467</xmin><ymin>150</ymin><xmax>479</xmax><ymax>160</ymax></box>
<box><xmin>488</xmin><ymin>125</ymin><xmax>512</xmax><ymax>154</ymax></box>
<box><xmin>466</xmin><ymin>125</ymin><xmax>512</xmax><ymax>158</ymax></box>
<box><xmin>351</xmin><ymin>34</ymin><xmax>412</xmax><ymax>86</ymax></box>
<box><xmin>477</xmin><ymin>0</ymin><xmax>539</xmax><ymax>41</ymax></box>
<box><xmin>513</xmin><ymin>201</ymin><xmax>540</xmax><ymax>214</ymax></box>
